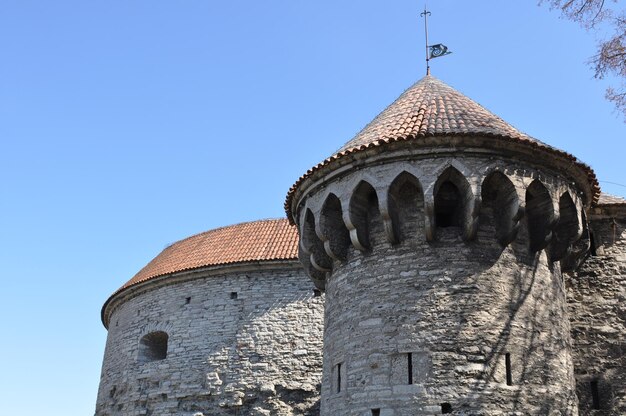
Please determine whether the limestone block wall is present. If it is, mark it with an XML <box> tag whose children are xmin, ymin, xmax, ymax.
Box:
<box><xmin>568</xmin><ymin>211</ymin><xmax>626</xmax><ymax>415</ymax></box>
<box><xmin>96</xmin><ymin>263</ymin><xmax>324</xmax><ymax>416</ymax></box>
<box><xmin>295</xmin><ymin>151</ymin><xmax>585</xmax><ymax>416</ymax></box>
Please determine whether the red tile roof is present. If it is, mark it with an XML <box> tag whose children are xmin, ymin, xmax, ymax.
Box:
<box><xmin>114</xmin><ymin>218</ymin><xmax>298</xmax><ymax>294</ymax></box>
<box><xmin>285</xmin><ymin>75</ymin><xmax>600</xmax><ymax>222</ymax></box>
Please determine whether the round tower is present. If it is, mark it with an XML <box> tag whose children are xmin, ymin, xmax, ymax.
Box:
<box><xmin>96</xmin><ymin>219</ymin><xmax>324</xmax><ymax>416</ymax></box>
<box><xmin>286</xmin><ymin>76</ymin><xmax>600</xmax><ymax>415</ymax></box>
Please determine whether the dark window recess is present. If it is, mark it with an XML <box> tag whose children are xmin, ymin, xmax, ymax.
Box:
<box><xmin>505</xmin><ymin>353</ymin><xmax>512</xmax><ymax>386</ymax></box>
<box><xmin>435</xmin><ymin>181</ymin><xmax>461</xmax><ymax>228</ymax></box>
<box><xmin>371</xmin><ymin>409</ymin><xmax>381</xmax><ymax>416</ymax></box>
<box><xmin>441</xmin><ymin>403</ymin><xmax>452</xmax><ymax>414</ymax></box>
<box><xmin>337</xmin><ymin>363</ymin><xmax>342</xmax><ymax>393</ymax></box>
<box><xmin>591</xmin><ymin>380</ymin><xmax>601</xmax><ymax>410</ymax></box>
<box><xmin>185</xmin><ymin>297</ymin><xmax>191</xmax><ymax>304</ymax></box>
<box><xmin>407</xmin><ymin>352</ymin><xmax>413</xmax><ymax>385</ymax></box>
<box><xmin>230</xmin><ymin>292</ymin><xmax>238</xmax><ymax>299</ymax></box>
<box><xmin>313</xmin><ymin>289</ymin><xmax>322</xmax><ymax>297</ymax></box>
<box><xmin>589</xmin><ymin>232</ymin><xmax>598</xmax><ymax>256</ymax></box>
<box><xmin>138</xmin><ymin>331</ymin><xmax>168</xmax><ymax>363</ymax></box>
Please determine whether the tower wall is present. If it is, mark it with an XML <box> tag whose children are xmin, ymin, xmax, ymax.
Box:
<box><xmin>567</xmin><ymin>206</ymin><xmax>626</xmax><ymax>415</ymax></box>
<box><xmin>295</xmin><ymin>150</ymin><xmax>584</xmax><ymax>415</ymax></box>
<box><xmin>96</xmin><ymin>264</ymin><xmax>324</xmax><ymax>416</ymax></box>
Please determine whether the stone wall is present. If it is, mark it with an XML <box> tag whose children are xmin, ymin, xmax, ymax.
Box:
<box><xmin>295</xmin><ymin>152</ymin><xmax>585</xmax><ymax>415</ymax></box>
<box><xmin>568</xmin><ymin>210</ymin><xmax>626</xmax><ymax>415</ymax></box>
<box><xmin>96</xmin><ymin>263</ymin><xmax>324</xmax><ymax>416</ymax></box>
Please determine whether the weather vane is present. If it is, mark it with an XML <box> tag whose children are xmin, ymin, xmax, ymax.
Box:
<box><xmin>420</xmin><ymin>6</ymin><xmax>452</xmax><ymax>75</ymax></box>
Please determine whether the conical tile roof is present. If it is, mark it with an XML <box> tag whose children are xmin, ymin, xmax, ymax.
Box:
<box><xmin>285</xmin><ymin>75</ymin><xmax>599</xmax><ymax>221</ymax></box>
<box><xmin>338</xmin><ymin>75</ymin><xmax>539</xmax><ymax>151</ymax></box>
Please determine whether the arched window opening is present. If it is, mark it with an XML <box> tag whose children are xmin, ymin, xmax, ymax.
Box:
<box><xmin>138</xmin><ymin>331</ymin><xmax>168</xmax><ymax>363</ymax></box>
<box><xmin>481</xmin><ymin>172</ymin><xmax>519</xmax><ymax>246</ymax></box>
<box><xmin>320</xmin><ymin>193</ymin><xmax>350</xmax><ymax>260</ymax></box>
<box><xmin>526</xmin><ymin>180</ymin><xmax>554</xmax><ymax>252</ymax></box>
<box><xmin>435</xmin><ymin>181</ymin><xmax>462</xmax><ymax>228</ymax></box>
<box><xmin>551</xmin><ymin>193</ymin><xmax>581</xmax><ymax>260</ymax></box>
<box><xmin>388</xmin><ymin>172</ymin><xmax>423</xmax><ymax>242</ymax></box>
<box><xmin>349</xmin><ymin>181</ymin><xmax>381</xmax><ymax>249</ymax></box>
<box><xmin>303</xmin><ymin>209</ymin><xmax>332</xmax><ymax>271</ymax></box>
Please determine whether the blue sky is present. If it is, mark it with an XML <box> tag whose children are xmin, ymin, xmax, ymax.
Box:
<box><xmin>0</xmin><ymin>1</ymin><xmax>624</xmax><ymax>414</ymax></box>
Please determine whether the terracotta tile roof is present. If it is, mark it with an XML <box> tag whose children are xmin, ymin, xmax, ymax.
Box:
<box><xmin>338</xmin><ymin>75</ymin><xmax>540</xmax><ymax>152</ymax></box>
<box><xmin>115</xmin><ymin>218</ymin><xmax>298</xmax><ymax>294</ymax></box>
<box><xmin>597</xmin><ymin>193</ymin><xmax>626</xmax><ymax>206</ymax></box>
<box><xmin>285</xmin><ymin>75</ymin><xmax>600</xmax><ymax>221</ymax></box>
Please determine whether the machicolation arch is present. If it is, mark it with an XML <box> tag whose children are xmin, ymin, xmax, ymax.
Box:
<box><xmin>297</xmin><ymin>163</ymin><xmax>586</xmax><ymax>286</ymax></box>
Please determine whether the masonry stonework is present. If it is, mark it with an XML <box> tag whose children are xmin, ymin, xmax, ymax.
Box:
<box><xmin>96</xmin><ymin>264</ymin><xmax>323</xmax><ymax>416</ymax></box>
<box><xmin>294</xmin><ymin>154</ymin><xmax>583</xmax><ymax>415</ymax></box>
<box><xmin>96</xmin><ymin>75</ymin><xmax>625</xmax><ymax>416</ymax></box>
<box><xmin>567</xmin><ymin>204</ymin><xmax>626</xmax><ymax>415</ymax></box>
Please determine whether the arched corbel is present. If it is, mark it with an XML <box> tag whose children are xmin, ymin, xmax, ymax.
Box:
<box><xmin>377</xmin><ymin>189</ymin><xmax>399</xmax><ymax>245</ymax></box>
<box><xmin>342</xmin><ymin>201</ymin><xmax>368</xmax><ymax>251</ymax></box>
<box><xmin>298</xmin><ymin>247</ymin><xmax>327</xmax><ymax>290</ymax></box>
<box><xmin>301</xmin><ymin>210</ymin><xmax>333</xmax><ymax>272</ymax></box>
<box><xmin>463</xmin><ymin>195</ymin><xmax>481</xmax><ymax>241</ymax></box>
<box><xmin>424</xmin><ymin>195</ymin><xmax>436</xmax><ymax>242</ymax></box>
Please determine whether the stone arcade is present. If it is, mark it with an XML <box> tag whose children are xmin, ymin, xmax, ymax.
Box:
<box><xmin>96</xmin><ymin>76</ymin><xmax>626</xmax><ymax>415</ymax></box>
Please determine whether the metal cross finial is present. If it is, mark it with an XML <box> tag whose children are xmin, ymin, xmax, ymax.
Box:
<box><xmin>420</xmin><ymin>7</ymin><xmax>431</xmax><ymax>75</ymax></box>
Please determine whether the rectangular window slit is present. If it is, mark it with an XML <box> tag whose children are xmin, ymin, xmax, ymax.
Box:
<box><xmin>441</xmin><ymin>403</ymin><xmax>452</xmax><ymax>414</ymax></box>
<box><xmin>337</xmin><ymin>363</ymin><xmax>342</xmax><ymax>393</ymax></box>
<box><xmin>371</xmin><ymin>409</ymin><xmax>380</xmax><ymax>416</ymax></box>
<box><xmin>185</xmin><ymin>297</ymin><xmax>191</xmax><ymax>304</ymax></box>
<box><xmin>591</xmin><ymin>380</ymin><xmax>600</xmax><ymax>410</ymax></box>
<box><xmin>505</xmin><ymin>353</ymin><xmax>512</xmax><ymax>386</ymax></box>
<box><xmin>313</xmin><ymin>289</ymin><xmax>322</xmax><ymax>297</ymax></box>
<box><xmin>407</xmin><ymin>352</ymin><xmax>413</xmax><ymax>385</ymax></box>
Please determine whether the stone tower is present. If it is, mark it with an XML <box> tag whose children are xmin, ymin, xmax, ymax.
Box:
<box><xmin>285</xmin><ymin>75</ymin><xmax>600</xmax><ymax>415</ymax></box>
<box><xmin>567</xmin><ymin>194</ymin><xmax>626</xmax><ymax>414</ymax></box>
<box><xmin>96</xmin><ymin>219</ymin><xmax>324</xmax><ymax>415</ymax></box>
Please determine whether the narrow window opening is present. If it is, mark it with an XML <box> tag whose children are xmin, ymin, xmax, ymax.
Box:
<box><xmin>185</xmin><ymin>297</ymin><xmax>191</xmax><ymax>304</ymax></box>
<box><xmin>407</xmin><ymin>352</ymin><xmax>413</xmax><ymax>385</ymax></box>
<box><xmin>115</xmin><ymin>320</ymin><xmax>118</xmax><ymax>327</ymax></box>
<box><xmin>505</xmin><ymin>353</ymin><xmax>512</xmax><ymax>386</ymax></box>
<box><xmin>371</xmin><ymin>409</ymin><xmax>381</xmax><ymax>416</ymax></box>
<box><xmin>138</xmin><ymin>331</ymin><xmax>168</xmax><ymax>363</ymax></box>
<box><xmin>441</xmin><ymin>403</ymin><xmax>452</xmax><ymax>414</ymax></box>
<box><xmin>591</xmin><ymin>380</ymin><xmax>600</xmax><ymax>410</ymax></box>
<box><xmin>589</xmin><ymin>231</ymin><xmax>598</xmax><ymax>256</ymax></box>
<box><xmin>435</xmin><ymin>181</ymin><xmax>461</xmax><ymax>228</ymax></box>
<box><xmin>337</xmin><ymin>363</ymin><xmax>342</xmax><ymax>393</ymax></box>
<box><xmin>313</xmin><ymin>289</ymin><xmax>322</xmax><ymax>297</ymax></box>
<box><xmin>230</xmin><ymin>292</ymin><xmax>238</xmax><ymax>299</ymax></box>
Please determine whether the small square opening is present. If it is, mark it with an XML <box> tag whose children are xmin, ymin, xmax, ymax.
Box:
<box><xmin>230</xmin><ymin>292</ymin><xmax>238</xmax><ymax>299</ymax></box>
<box><xmin>441</xmin><ymin>402</ymin><xmax>452</xmax><ymax>414</ymax></box>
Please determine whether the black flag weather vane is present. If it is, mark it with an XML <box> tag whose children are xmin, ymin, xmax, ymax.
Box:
<box><xmin>420</xmin><ymin>6</ymin><xmax>451</xmax><ymax>75</ymax></box>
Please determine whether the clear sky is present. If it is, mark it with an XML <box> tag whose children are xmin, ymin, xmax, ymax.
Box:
<box><xmin>0</xmin><ymin>1</ymin><xmax>624</xmax><ymax>414</ymax></box>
